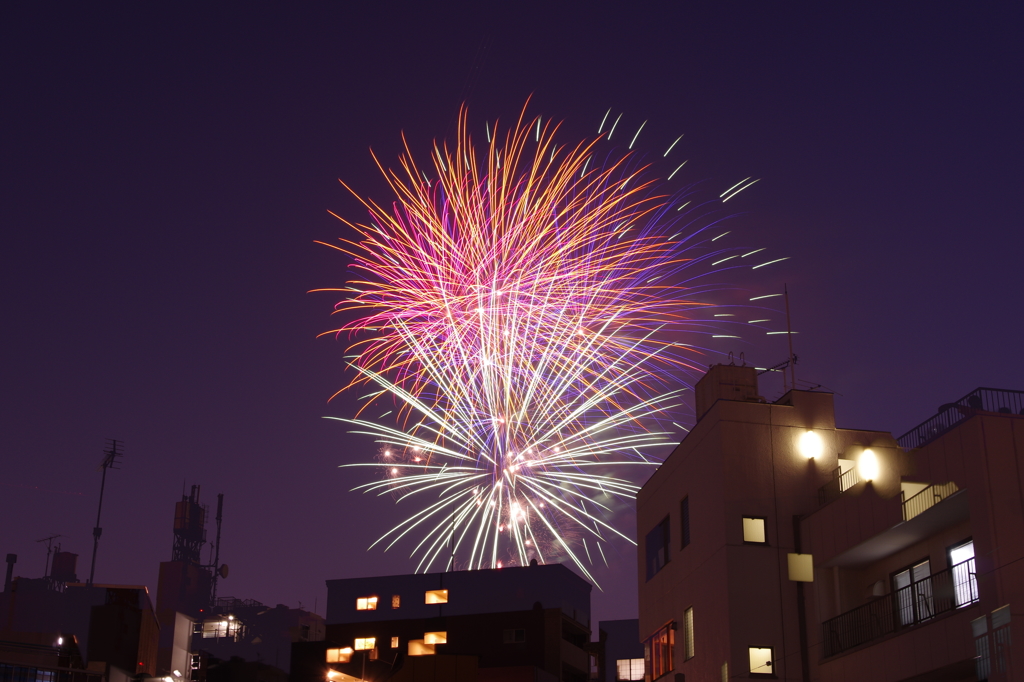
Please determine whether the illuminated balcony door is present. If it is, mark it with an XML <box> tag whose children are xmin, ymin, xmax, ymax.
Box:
<box><xmin>893</xmin><ymin>560</ymin><xmax>932</xmax><ymax>626</ymax></box>
<box><xmin>949</xmin><ymin>540</ymin><xmax>978</xmax><ymax>607</ymax></box>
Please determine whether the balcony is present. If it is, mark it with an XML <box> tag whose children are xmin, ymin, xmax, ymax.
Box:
<box><xmin>821</xmin><ymin>558</ymin><xmax>978</xmax><ymax>657</ymax></box>
<box><xmin>902</xmin><ymin>482</ymin><xmax>959</xmax><ymax>521</ymax></box>
<box><xmin>817</xmin><ymin>464</ymin><xmax>861</xmax><ymax>506</ymax></box>
<box><xmin>897</xmin><ymin>387</ymin><xmax>1024</xmax><ymax>450</ymax></box>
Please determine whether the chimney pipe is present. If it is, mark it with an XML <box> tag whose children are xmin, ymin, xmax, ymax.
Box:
<box><xmin>4</xmin><ymin>554</ymin><xmax>16</xmax><ymax>593</ymax></box>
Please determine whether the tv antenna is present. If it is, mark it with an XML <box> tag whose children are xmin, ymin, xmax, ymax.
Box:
<box><xmin>36</xmin><ymin>535</ymin><xmax>62</xmax><ymax>577</ymax></box>
<box><xmin>87</xmin><ymin>439</ymin><xmax>123</xmax><ymax>585</ymax></box>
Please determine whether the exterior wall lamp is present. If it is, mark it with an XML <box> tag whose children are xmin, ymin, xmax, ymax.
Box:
<box><xmin>858</xmin><ymin>449</ymin><xmax>880</xmax><ymax>481</ymax></box>
<box><xmin>798</xmin><ymin>430</ymin><xmax>824</xmax><ymax>459</ymax></box>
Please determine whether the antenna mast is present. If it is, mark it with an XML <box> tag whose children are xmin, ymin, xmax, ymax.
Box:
<box><xmin>210</xmin><ymin>493</ymin><xmax>224</xmax><ymax>603</ymax></box>
<box><xmin>36</xmin><ymin>535</ymin><xmax>62</xmax><ymax>577</ymax></box>
<box><xmin>88</xmin><ymin>439</ymin><xmax>123</xmax><ymax>585</ymax></box>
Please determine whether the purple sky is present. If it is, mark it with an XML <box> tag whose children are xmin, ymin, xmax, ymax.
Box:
<box><xmin>2</xmin><ymin>4</ymin><xmax>1022</xmax><ymax>626</ymax></box>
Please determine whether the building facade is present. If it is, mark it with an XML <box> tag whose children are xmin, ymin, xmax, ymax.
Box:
<box><xmin>637</xmin><ymin>364</ymin><xmax>1022</xmax><ymax>681</ymax></box>
<box><xmin>294</xmin><ymin>562</ymin><xmax>592</xmax><ymax>682</ymax></box>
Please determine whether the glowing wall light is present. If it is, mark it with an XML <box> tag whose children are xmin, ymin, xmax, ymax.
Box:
<box><xmin>798</xmin><ymin>431</ymin><xmax>824</xmax><ymax>459</ymax></box>
<box><xmin>858</xmin><ymin>449</ymin><xmax>879</xmax><ymax>481</ymax></box>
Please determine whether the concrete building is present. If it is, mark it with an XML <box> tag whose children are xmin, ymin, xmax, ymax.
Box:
<box><xmin>292</xmin><ymin>562</ymin><xmax>592</xmax><ymax>682</ymax></box>
<box><xmin>637</xmin><ymin>364</ymin><xmax>1023</xmax><ymax>681</ymax></box>
<box><xmin>1</xmin><ymin>551</ymin><xmax>159</xmax><ymax>680</ymax></box>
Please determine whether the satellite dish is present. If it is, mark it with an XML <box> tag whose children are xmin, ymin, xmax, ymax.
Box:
<box><xmin>219</xmin><ymin>564</ymin><xmax>229</xmax><ymax>579</ymax></box>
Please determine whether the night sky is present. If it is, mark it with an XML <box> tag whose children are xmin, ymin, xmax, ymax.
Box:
<box><xmin>2</xmin><ymin>3</ymin><xmax>1022</xmax><ymax>625</ymax></box>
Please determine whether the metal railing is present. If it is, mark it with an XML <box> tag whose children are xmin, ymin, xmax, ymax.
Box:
<box><xmin>818</xmin><ymin>465</ymin><xmax>861</xmax><ymax>506</ymax></box>
<box><xmin>897</xmin><ymin>388</ymin><xmax>1024</xmax><ymax>450</ymax></box>
<box><xmin>902</xmin><ymin>482</ymin><xmax>959</xmax><ymax>521</ymax></box>
<box><xmin>821</xmin><ymin>558</ymin><xmax>978</xmax><ymax>657</ymax></box>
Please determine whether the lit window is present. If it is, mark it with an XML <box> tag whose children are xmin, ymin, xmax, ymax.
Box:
<box><xmin>356</xmin><ymin>596</ymin><xmax>378</xmax><ymax>611</ymax></box>
<box><xmin>391</xmin><ymin>594</ymin><xmax>400</xmax><ymax>609</ymax></box>
<box><xmin>423</xmin><ymin>631</ymin><xmax>447</xmax><ymax>644</ymax></box>
<box><xmin>390</xmin><ymin>636</ymin><xmax>399</xmax><ymax>648</ymax></box>
<box><xmin>643</xmin><ymin>623</ymin><xmax>674</xmax><ymax>680</ymax></box>
<box><xmin>645</xmin><ymin>516</ymin><xmax>671</xmax><ymax>580</ymax></box>
<box><xmin>615</xmin><ymin>658</ymin><xmax>644</xmax><ymax>681</ymax></box>
<box><xmin>748</xmin><ymin>647</ymin><xmax>774</xmax><ymax>676</ymax></box>
<box><xmin>201</xmin><ymin>619</ymin><xmax>242</xmax><ymax>641</ymax></box>
<box><xmin>407</xmin><ymin>639</ymin><xmax>435</xmax><ymax>656</ymax></box>
<box><xmin>503</xmin><ymin>628</ymin><xmax>526</xmax><ymax>643</ymax></box>
<box><xmin>354</xmin><ymin>638</ymin><xmax>375</xmax><ymax>651</ymax></box>
<box><xmin>720</xmin><ymin>662</ymin><xmax>728</xmax><ymax>682</ymax></box>
<box><xmin>742</xmin><ymin>517</ymin><xmax>767</xmax><ymax>544</ymax></box>
<box><xmin>326</xmin><ymin>648</ymin><xmax>353</xmax><ymax>663</ymax></box>
<box><xmin>684</xmin><ymin>607</ymin><xmax>694</xmax><ymax>660</ymax></box>
<box><xmin>425</xmin><ymin>589</ymin><xmax>448</xmax><ymax>604</ymax></box>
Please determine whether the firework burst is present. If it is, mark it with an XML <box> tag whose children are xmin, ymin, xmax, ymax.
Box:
<box><xmin>317</xmin><ymin>105</ymin><xmax>764</xmax><ymax>581</ymax></box>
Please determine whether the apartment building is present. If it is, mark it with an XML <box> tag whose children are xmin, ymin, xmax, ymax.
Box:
<box><xmin>292</xmin><ymin>562</ymin><xmax>592</xmax><ymax>682</ymax></box>
<box><xmin>637</xmin><ymin>363</ymin><xmax>1022</xmax><ymax>681</ymax></box>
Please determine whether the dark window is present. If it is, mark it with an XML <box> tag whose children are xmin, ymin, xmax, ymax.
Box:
<box><xmin>680</xmin><ymin>497</ymin><xmax>690</xmax><ymax>549</ymax></box>
<box><xmin>503</xmin><ymin>628</ymin><xmax>526</xmax><ymax>643</ymax></box>
<box><xmin>645</xmin><ymin>516</ymin><xmax>671</xmax><ymax>580</ymax></box>
<box><xmin>643</xmin><ymin>623</ymin><xmax>674</xmax><ymax>680</ymax></box>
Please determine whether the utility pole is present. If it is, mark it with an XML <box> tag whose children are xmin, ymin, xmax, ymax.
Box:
<box><xmin>36</xmin><ymin>535</ymin><xmax>62</xmax><ymax>577</ymax></box>
<box><xmin>88</xmin><ymin>439</ymin><xmax>123</xmax><ymax>585</ymax></box>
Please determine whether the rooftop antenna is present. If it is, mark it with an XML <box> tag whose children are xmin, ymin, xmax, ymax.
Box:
<box><xmin>36</xmin><ymin>535</ymin><xmax>62</xmax><ymax>578</ymax></box>
<box><xmin>209</xmin><ymin>493</ymin><xmax>225</xmax><ymax>604</ymax></box>
<box><xmin>88</xmin><ymin>439</ymin><xmax>123</xmax><ymax>585</ymax></box>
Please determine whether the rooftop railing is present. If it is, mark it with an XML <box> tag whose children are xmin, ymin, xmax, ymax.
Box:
<box><xmin>821</xmin><ymin>558</ymin><xmax>978</xmax><ymax>658</ymax></box>
<box><xmin>897</xmin><ymin>388</ymin><xmax>1024</xmax><ymax>450</ymax></box>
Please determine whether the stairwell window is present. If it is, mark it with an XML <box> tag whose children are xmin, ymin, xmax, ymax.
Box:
<box><xmin>645</xmin><ymin>516</ymin><xmax>671</xmax><ymax>580</ymax></box>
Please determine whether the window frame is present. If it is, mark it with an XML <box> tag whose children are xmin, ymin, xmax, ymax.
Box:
<box><xmin>643</xmin><ymin>621</ymin><xmax>675</xmax><ymax>680</ymax></box>
<box><xmin>748</xmin><ymin>645</ymin><xmax>776</xmax><ymax>678</ymax></box>
<box><xmin>742</xmin><ymin>516</ymin><xmax>768</xmax><ymax>545</ymax></box>
<box><xmin>615</xmin><ymin>657</ymin><xmax>644</xmax><ymax>681</ymax></box>
<box><xmin>683</xmin><ymin>606</ymin><xmax>694</xmax><ymax>660</ymax></box>
<box><xmin>645</xmin><ymin>515</ymin><xmax>671</xmax><ymax>581</ymax></box>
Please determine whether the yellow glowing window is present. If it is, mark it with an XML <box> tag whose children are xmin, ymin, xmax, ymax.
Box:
<box><xmin>326</xmin><ymin>647</ymin><xmax>353</xmax><ymax>663</ymax></box>
<box><xmin>424</xmin><ymin>589</ymin><xmax>448</xmax><ymax>604</ymax></box>
<box><xmin>407</xmin><ymin>639</ymin><xmax>435</xmax><ymax>656</ymax></box>
<box><xmin>390</xmin><ymin>636</ymin><xmax>399</xmax><ymax>648</ymax></box>
<box><xmin>423</xmin><ymin>631</ymin><xmax>447</xmax><ymax>644</ymax></box>
<box><xmin>748</xmin><ymin>647</ymin><xmax>774</xmax><ymax>675</ymax></box>
<box><xmin>391</xmin><ymin>594</ymin><xmax>400</xmax><ymax>608</ymax></box>
<box><xmin>742</xmin><ymin>517</ymin><xmax>767</xmax><ymax>544</ymax></box>
<box><xmin>356</xmin><ymin>596</ymin><xmax>378</xmax><ymax>611</ymax></box>
<box><xmin>354</xmin><ymin>637</ymin><xmax>375</xmax><ymax>651</ymax></box>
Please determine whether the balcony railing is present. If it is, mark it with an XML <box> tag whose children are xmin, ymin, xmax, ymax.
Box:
<box><xmin>817</xmin><ymin>465</ymin><xmax>861</xmax><ymax>506</ymax></box>
<box><xmin>821</xmin><ymin>558</ymin><xmax>978</xmax><ymax>657</ymax></box>
<box><xmin>902</xmin><ymin>482</ymin><xmax>959</xmax><ymax>521</ymax></box>
<box><xmin>897</xmin><ymin>387</ymin><xmax>1024</xmax><ymax>450</ymax></box>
